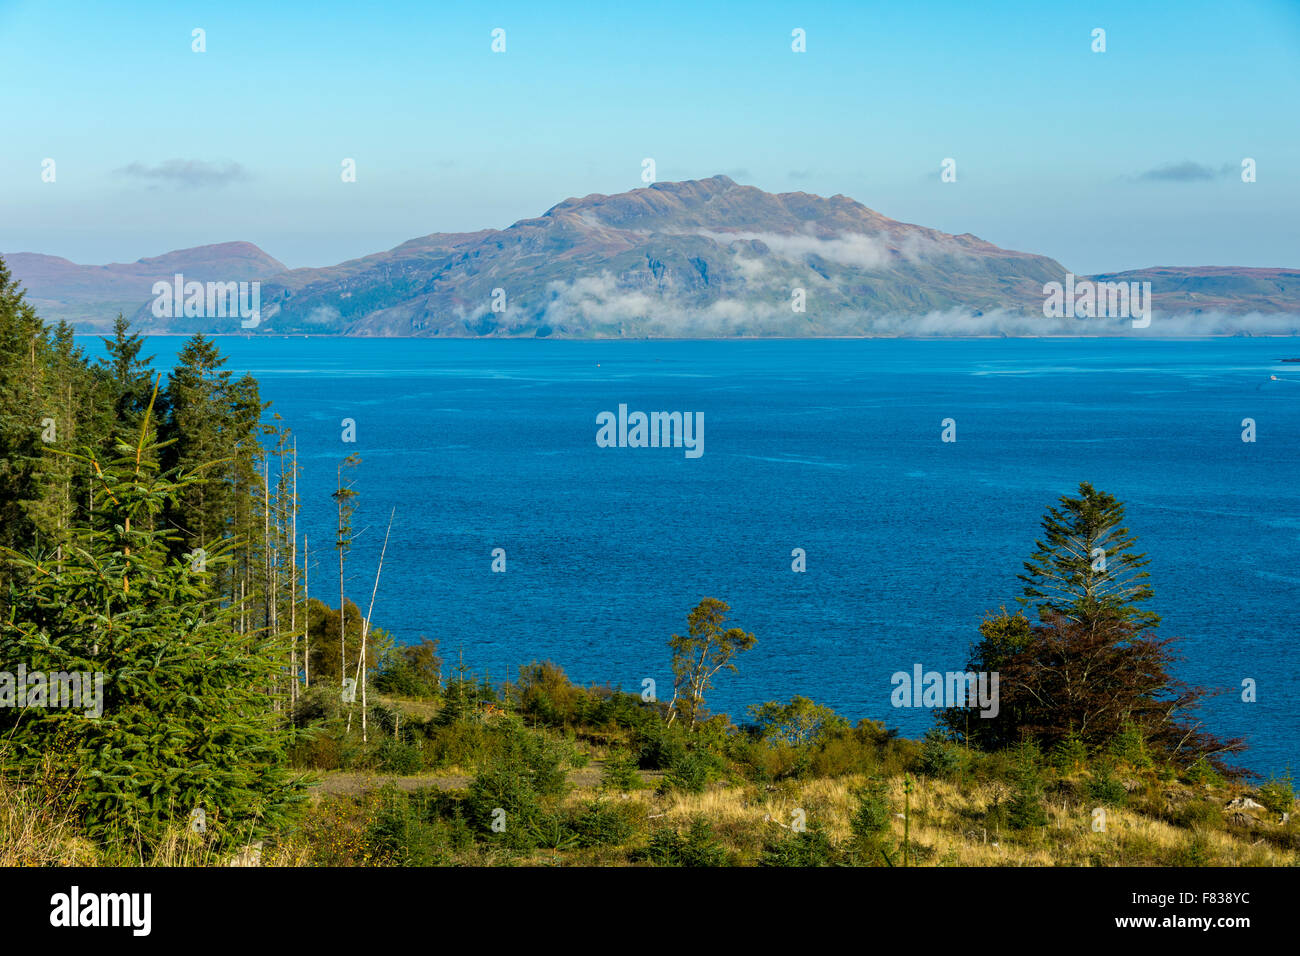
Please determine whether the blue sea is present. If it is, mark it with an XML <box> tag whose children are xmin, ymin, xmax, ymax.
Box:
<box><xmin>80</xmin><ymin>336</ymin><xmax>1300</xmax><ymax>776</ymax></box>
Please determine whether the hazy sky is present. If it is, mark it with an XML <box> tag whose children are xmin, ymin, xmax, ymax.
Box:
<box><xmin>2</xmin><ymin>0</ymin><xmax>1298</xmax><ymax>273</ymax></box>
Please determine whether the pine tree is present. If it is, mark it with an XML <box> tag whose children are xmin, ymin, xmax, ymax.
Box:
<box><xmin>98</xmin><ymin>313</ymin><xmax>162</xmax><ymax>443</ymax></box>
<box><xmin>1017</xmin><ymin>481</ymin><xmax>1158</xmax><ymax>633</ymax></box>
<box><xmin>0</xmin><ymin>388</ymin><xmax>305</xmax><ymax>848</ymax></box>
<box><xmin>0</xmin><ymin>258</ymin><xmax>51</xmax><ymax>571</ymax></box>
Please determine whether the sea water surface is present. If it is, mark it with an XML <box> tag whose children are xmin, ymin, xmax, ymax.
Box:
<box><xmin>82</xmin><ymin>336</ymin><xmax>1300</xmax><ymax>776</ymax></box>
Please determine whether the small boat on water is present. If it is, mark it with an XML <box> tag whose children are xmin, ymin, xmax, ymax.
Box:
<box><xmin>1283</xmin><ymin>358</ymin><xmax>1300</xmax><ymax>362</ymax></box>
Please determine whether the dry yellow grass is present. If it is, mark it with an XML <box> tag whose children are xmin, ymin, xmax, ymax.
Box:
<box><xmin>619</xmin><ymin>773</ymin><xmax>1297</xmax><ymax>867</ymax></box>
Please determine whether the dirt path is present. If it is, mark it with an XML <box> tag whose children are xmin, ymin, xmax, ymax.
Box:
<box><xmin>307</xmin><ymin>762</ymin><xmax>656</xmax><ymax>798</ymax></box>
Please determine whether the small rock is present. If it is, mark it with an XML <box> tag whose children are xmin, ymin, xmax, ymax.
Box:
<box><xmin>1225</xmin><ymin>797</ymin><xmax>1266</xmax><ymax>812</ymax></box>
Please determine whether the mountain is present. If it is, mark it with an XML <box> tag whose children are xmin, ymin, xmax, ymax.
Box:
<box><xmin>3</xmin><ymin>242</ymin><xmax>287</xmax><ymax>331</ymax></box>
<box><xmin>249</xmin><ymin>175</ymin><xmax>1070</xmax><ymax>337</ymax></box>
<box><xmin>6</xmin><ymin>178</ymin><xmax>1298</xmax><ymax>336</ymax></box>
<box><xmin>1088</xmin><ymin>266</ymin><xmax>1299</xmax><ymax>315</ymax></box>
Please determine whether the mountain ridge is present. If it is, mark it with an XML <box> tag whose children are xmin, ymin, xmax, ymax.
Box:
<box><xmin>6</xmin><ymin>178</ymin><xmax>1297</xmax><ymax>335</ymax></box>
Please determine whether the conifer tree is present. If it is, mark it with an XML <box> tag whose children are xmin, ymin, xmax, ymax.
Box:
<box><xmin>0</xmin><ymin>389</ymin><xmax>305</xmax><ymax>847</ymax></box>
<box><xmin>1018</xmin><ymin>481</ymin><xmax>1158</xmax><ymax>633</ymax></box>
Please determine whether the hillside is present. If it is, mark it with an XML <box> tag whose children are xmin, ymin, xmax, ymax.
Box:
<box><xmin>249</xmin><ymin>175</ymin><xmax>1069</xmax><ymax>336</ymax></box>
<box><xmin>2</xmin><ymin>241</ymin><xmax>287</xmax><ymax>330</ymax></box>
<box><xmin>7</xmin><ymin>178</ymin><xmax>1299</xmax><ymax>336</ymax></box>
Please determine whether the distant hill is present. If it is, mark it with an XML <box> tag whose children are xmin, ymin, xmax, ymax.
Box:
<box><xmin>3</xmin><ymin>242</ymin><xmax>287</xmax><ymax>331</ymax></box>
<box><xmin>6</xmin><ymin>178</ymin><xmax>1298</xmax><ymax>335</ymax></box>
<box><xmin>1087</xmin><ymin>266</ymin><xmax>1299</xmax><ymax>315</ymax></box>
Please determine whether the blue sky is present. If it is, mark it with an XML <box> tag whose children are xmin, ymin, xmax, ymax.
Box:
<box><xmin>2</xmin><ymin>0</ymin><xmax>1297</xmax><ymax>273</ymax></box>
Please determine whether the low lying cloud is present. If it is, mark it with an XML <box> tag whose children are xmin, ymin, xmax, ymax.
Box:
<box><xmin>693</xmin><ymin>227</ymin><xmax>974</xmax><ymax>273</ymax></box>
<box><xmin>117</xmin><ymin>159</ymin><xmax>250</xmax><ymax>188</ymax></box>
<box><xmin>480</xmin><ymin>270</ymin><xmax>1300</xmax><ymax>338</ymax></box>
<box><xmin>696</xmin><ymin>229</ymin><xmax>897</xmax><ymax>269</ymax></box>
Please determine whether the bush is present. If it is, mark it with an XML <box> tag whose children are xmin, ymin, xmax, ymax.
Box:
<box><xmin>374</xmin><ymin>638</ymin><xmax>442</xmax><ymax>699</ymax></box>
<box><xmin>1256</xmin><ymin>773</ymin><xmax>1296</xmax><ymax>816</ymax></box>
<box><xmin>1184</xmin><ymin>758</ymin><xmax>1222</xmax><ymax>787</ymax></box>
<box><xmin>850</xmin><ymin>780</ymin><xmax>893</xmax><ymax>840</ymax></box>
<box><xmin>663</xmin><ymin>750</ymin><xmax>720</xmax><ymax>794</ymax></box>
<box><xmin>1169</xmin><ymin>799</ymin><xmax>1223</xmax><ymax>831</ymax></box>
<box><xmin>644</xmin><ymin>817</ymin><xmax>729</xmax><ymax>867</ymax></box>
<box><xmin>759</xmin><ymin>822</ymin><xmax>836</xmax><ymax>867</ymax></box>
<box><xmin>1007</xmin><ymin>746</ymin><xmax>1049</xmax><ymax>829</ymax></box>
<box><xmin>573</xmin><ymin>799</ymin><xmax>637</xmax><ymax>848</ymax></box>
<box><xmin>1051</xmin><ymin>733</ymin><xmax>1090</xmax><ymax>773</ymax></box>
<box><xmin>920</xmin><ymin>728</ymin><xmax>965</xmax><ymax>779</ymax></box>
<box><xmin>1087</xmin><ymin>762</ymin><xmax>1128</xmax><ymax>807</ymax></box>
<box><xmin>807</xmin><ymin>720</ymin><xmax>895</xmax><ymax>778</ymax></box>
<box><xmin>465</xmin><ymin>763</ymin><xmax>543</xmax><ymax>849</ymax></box>
<box><xmin>636</xmin><ymin>724</ymin><xmax>689</xmax><ymax>771</ymax></box>
<box><xmin>376</xmin><ymin>738</ymin><xmax>424</xmax><ymax>775</ymax></box>
<box><xmin>1108</xmin><ymin>723</ymin><xmax>1153</xmax><ymax>769</ymax></box>
<box><xmin>362</xmin><ymin>786</ymin><xmax>449</xmax><ymax>866</ymax></box>
<box><xmin>526</xmin><ymin>812</ymin><xmax>580</xmax><ymax>853</ymax></box>
<box><xmin>600</xmin><ymin>748</ymin><xmax>643</xmax><ymax>792</ymax></box>
<box><xmin>727</xmin><ymin>736</ymin><xmax>804</xmax><ymax>783</ymax></box>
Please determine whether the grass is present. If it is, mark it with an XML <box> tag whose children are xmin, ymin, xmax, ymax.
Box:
<box><xmin>5</xmin><ymin>684</ymin><xmax>1296</xmax><ymax>867</ymax></box>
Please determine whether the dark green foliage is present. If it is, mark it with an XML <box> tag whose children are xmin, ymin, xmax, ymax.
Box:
<box><xmin>511</xmin><ymin>660</ymin><xmax>662</xmax><ymax>734</ymax></box>
<box><xmin>1017</xmin><ymin>481</ymin><xmax>1158</xmax><ymax>632</ymax></box>
<box><xmin>434</xmin><ymin>668</ymin><xmax>498</xmax><ymax>725</ymax></box>
<box><xmin>1006</xmin><ymin>744</ymin><xmax>1049</xmax><ymax>830</ymax></box>
<box><xmin>375</xmin><ymin>738</ymin><xmax>424</xmax><ymax>775</ymax></box>
<box><xmin>1087</xmin><ymin>762</ymin><xmax>1129</xmax><ymax>807</ymax></box>
<box><xmin>464</xmin><ymin>718</ymin><xmax>570</xmax><ymax>847</ymax></box>
<box><xmin>304</xmin><ymin>598</ymin><xmax>387</xmax><ymax>689</ymax></box>
<box><xmin>920</xmin><ymin>727</ymin><xmax>965</xmax><ymax>779</ymax></box>
<box><xmin>374</xmin><ymin>637</ymin><xmax>442</xmax><ymax>699</ymax></box>
<box><xmin>662</xmin><ymin>749</ymin><xmax>721</xmax><ymax>794</ymax></box>
<box><xmin>636</xmin><ymin>722</ymin><xmax>689</xmax><ymax>770</ymax></box>
<box><xmin>1108</xmin><ymin>722</ymin><xmax>1153</xmax><ymax>769</ymax></box>
<box><xmin>600</xmin><ymin>747</ymin><xmax>643</xmax><ymax>792</ymax></box>
<box><xmin>850</xmin><ymin>780</ymin><xmax>894</xmax><ymax>843</ymax></box>
<box><xmin>363</xmin><ymin>786</ymin><xmax>452</xmax><ymax>866</ymax></box>
<box><xmin>526</xmin><ymin>812</ymin><xmax>580</xmax><ymax>853</ymax></box>
<box><xmin>572</xmin><ymin>798</ymin><xmax>637</xmax><ymax>848</ymax></box>
<box><xmin>0</xmin><ymin>396</ymin><xmax>303</xmax><ymax>849</ymax></box>
<box><xmin>948</xmin><ymin>486</ymin><xmax>1245</xmax><ymax>776</ymax></box>
<box><xmin>644</xmin><ymin>817</ymin><xmax>729</xmax><ymax>867</ymax></box>
<box><xmin>1256</xmin><ymin>774</ymin><xmax>1295</xmax><ymax>816</ymax></box>
<box><xmin>759</xmin><ymin>821</ymin><xmax>836</xmax><ymax>867</ymax></box>
<box><xmin>1184</xmin><ymin>758</ymin><xmax>1222</xmax><ymax>786</ymax></box>
<box><xmin>1050</xmin><ymin>733</ymin><xmax>1090</xmax><ymax>773</ymax></box>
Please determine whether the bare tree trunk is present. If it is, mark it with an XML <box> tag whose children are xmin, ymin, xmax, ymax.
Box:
<box><xmin>302</xmin><ymin>535</ymin><xmax>310</xmax><ymax>688</ymax></box>
<box><xmin>289</xmin><ymin>439</ymin><xmax>298</xmax><ymax>707</ymax></box>
<box><xmin>347</xmin><ymin>508</ymin><xmax>394</xmax><ymax>743</ymax></box>
<box><xmin>337</xmin><ymin>466</ymin><xmax>346</xmax><ymax>691</ymax></box>
<box><xmin>264</xmin><ymin>465</ymin><xmax>278</xmax><ymax>711</ymax></box>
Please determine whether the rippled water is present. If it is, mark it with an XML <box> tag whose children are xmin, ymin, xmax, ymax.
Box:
<box><xmin>82</xmin><ymin>336</ymin><xmax>1300</xmax><ymax>775</ymax></box>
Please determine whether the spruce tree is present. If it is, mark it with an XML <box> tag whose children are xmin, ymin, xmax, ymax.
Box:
<box><xmin>1017</xmin><ymin>481</ymin><xmax>1158</xmax><ymax>632</ymax></box>
<box><xmin>0</xmin><ymin>389</ymin><xmax>305</xmax><ymax>848</ymax></box>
